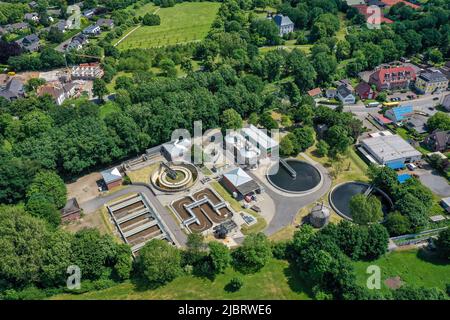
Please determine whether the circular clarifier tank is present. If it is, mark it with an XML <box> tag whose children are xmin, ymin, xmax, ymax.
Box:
<box><xmin>267</xmin><ymin>159</ymin><xmax>322</xmax><ymax>193</ymax></box>
<box><xmin>329</xmin><ymin>182</ymin><xmax>393</xmax><ymax>221</ymax></box>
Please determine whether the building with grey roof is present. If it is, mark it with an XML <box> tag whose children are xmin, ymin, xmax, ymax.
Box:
<box><xmin>272</xmin><ymin>14</ymin><xmax>294</xmax><ymax>36</ymax></box>
<box><xmin>337</xmin><ymin>84</ymin><xmax>356</xmax><ymax>104</ymax></box>
<box><xmin>415</xmin><ymin>69</ymin><xmax>448</xmax><ymax>94</ymax></box>
<box><xmin>360</xmin><ymin>133</ymin><xmax>422</xmax><ymax>168</ymax></box>
<box><xmin>0</xmin><ymin>78</ymin><xmax>25</xmax><ymax>101</ymax></box>
<box><xmin>16</xmin><ymin>34</ymin><xmax>40</xmax><ymax>52</ymax></box>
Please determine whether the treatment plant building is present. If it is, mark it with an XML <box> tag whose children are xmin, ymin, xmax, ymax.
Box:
<box><xmin>359</xmin><ymin>131</ymin><xmax>422</xmax><ymax>169</ymax></box>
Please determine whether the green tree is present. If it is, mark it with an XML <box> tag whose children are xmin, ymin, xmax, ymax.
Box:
<box><xmin>93</xmin><ymin>78</ymin><xmax>108</xmax><ymax>100</ymax></box>
<box><xmin>316</xmin><ymin>140</ymin><xmax>329</xmax><ymax>157</ymax></box>
<box><xmin>395</xmin><ymin>193</ymin><xmax>429</xmax><ymax>232</ymax></box>
<box><xmin>292</xmin><ymin>126</ymin><xmax>315</xmax><ymax>152</ymax></box>
<box><xmin>25</xmin><ymin>194</ymin><xmax>61</xmax><ymax>228</ymax></box>
<box><xmin>349</xmin><ymin>194</ymin><xmax>384</xmax><ymax>225</ymax></box>
<box><xmin>136</xmin><ymin>239</ymin><xmax>182</xmax><ymax>286</ymax></box>
<box><xmin>113</xmin><ymin>244</ymin><xmax>133</xmax><ymax>280</ymax></box>
<box><xmin>142</xmin><ymin>13</ymin><xmax>160</xmax><ymax>26</ymax></box>
<box><xmin>232</xmin><ymin>233</ymin><xmax>272</xmax><ymax>273</ymax></box>
<box><xmin>222</xmin><ymin>108</ymin><xmax>243</xmax><ymax>130</ymax></box>
<box><xmin>159</xmin><ymin>58</ymin><xmax>177</xmax><ymax>78</ymax></box>
<box><xmin>279</xmin><ymin>134</ymin><xmax>295</xmax><ymax>157</ymax></box>
<box><xmin>208</xmin><ymin>241</ymin><xmax>231</xmax><ymax>274</ymax></box>
<box><xmin>427</xmin><ymin>112</ymin><xmax>450</xmax><ymax>132</ymax></box>
<box><xmin>27</xmin><ymin>171</ymin><xmax>67</xmax><ymax>209</ymax></box>
<box><xmin>435</xmin><ymin>228</ymin><xmax>450</xmax><ymax>260</ymax></box>
<box><xmin>384</xmin><ymin>212</ymin><xmax>411</xmax><ymax>236</ymax></box>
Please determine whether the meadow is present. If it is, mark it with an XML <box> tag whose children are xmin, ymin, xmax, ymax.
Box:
<box><xmin>117</xmin><ymin>2</ymin><xmax>221</xmax><ymax>49</ymax></box>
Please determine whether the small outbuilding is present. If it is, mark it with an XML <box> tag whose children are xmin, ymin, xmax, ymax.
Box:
<box><xmin>61</xmin><ymin>198</ymin><xmax>81</xmax><ymax>222</ymax></box>
<box><xmin>101</xmin><ymin>167</ymin><xmax>123</xmax><ymax>190</ymax></box>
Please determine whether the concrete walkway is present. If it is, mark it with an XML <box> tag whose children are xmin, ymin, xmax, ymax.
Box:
<box><xmin>80</xmin><ymin>184</ymin><xmax>188</xmax><ymax>246</ymax></box>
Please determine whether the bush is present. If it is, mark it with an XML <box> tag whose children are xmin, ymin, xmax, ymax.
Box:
<box><xmin>142</xmin><ymin>13</ymin><xmax>161</xmax><ymax>26</ymax></box>
<box><xmin>226</xmin><ymin>277</ymin><xmax>243</xmax><ymax>292</ymax></box>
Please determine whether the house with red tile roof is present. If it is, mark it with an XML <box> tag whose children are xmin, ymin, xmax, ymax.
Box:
<box><xmin>369</xmin><ymin>65</ymin><xmax>416</xmax><ymax>91</ymax></box>
<box><xmin>307</xmin><ymin>87</ymin><xmax>322</xmax><ymax>98</ymax></box>
<box><xmin>381</xmin><ymin>0</ymin><xmax>420</xmax><ymax>10</ymax></box>
<box><xmin>352</xmin><ymin>4</ymin><xmax>394</xmax><ymax>24</ymax></box>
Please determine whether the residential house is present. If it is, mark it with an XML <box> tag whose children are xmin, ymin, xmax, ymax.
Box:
<box><xmin>24</xmin><ymin>12</ymin><xmax>39</xmax><ymax>22</ymax></box>
<box><xmin>415</xmin><ymin>69</ymin><xmax>448</xmax><ymax>94</ymax></box>
<box><xmin>355</xmin><ymin>81</ymin><xmax>377</xmax><ymax>100</ymax></box>
<box><xmin>385</xmin><ymin>105</ymin><xmax>413</xmax><ymax>123</ymax></box>
<box><xmin>53</xmin><ymin>20</ymin><xmax>68</xmax><ymax>33</ymax></box>
<box><xmin>37</xmin><ymin>82</ymin><xmax>78</xmax><ymax>105</ymax></box>
<box><xmin>443</xmin><ymin>94</ymin><xmax>450</xmax><ymax>111</ymax></box>
<box><xmin>307</xmin><ymin>87</ymin><xmax>322</xmax><ymax>99</ymax></box>
<box><xmin>271</xmin><ymin>14</ymin><xmax>294</xmax><ymax>36</ymax></box>
<box><xmin>372</xmin><ymin>114</ymin><xmax>392</xmax><ymax>127</ymax></box>
<box><xmin>4</xmin><ymin>22</ymin><xmax>30</xmax><ymax>33</ymax></box>
<box><xmin>83</xmin><ymin>9</ymin><xmax>96</xmax><ymax>18</ymax></box>
<box><xmin>15</xmin><ymin>34</ymin><xmax>40</xmax><ymax>52</ymax></box>
<box><xmin>424</xmin><ymin>130</ymin><xmax>450</xmax><ymax>152</ymax></box>
<box><xmin>82</xmin><ymin>24</ymin><xmax>101</xmax><ymax>36</ymax></box>
<box><xmin>96</xmin><ymin>18</ymin><xmax>114</xmax><ymax>29</ymax></box>
<box><xmin>0</xmin><ymin>78</ymin><xmax>25</xmax><ymax>101</ymax></box>
<box><xmin>325</xmin><ymin>88</ymin><xmax>337</xmax><ymax>99</ymax></box>
<box><xmin>337</xmin><ymin>84</ymin><xmax>356</xmax><ymax>104</ymax></box>
<box><xmin>66</xmin><ymin>34</ymin><xmax>89</xmax><ymax>51</ymax></box>
<box><xmin>71</xmin><ymin>63</ymin><xmax>104</xmax><ymax>80</ymax></box>
<box><xmin>405</xmin><ymin>114</ymin><xmax>428</xmax><ymax>134</ymax></box>
<box><xmin>28</xmin><ymin>1</ymin><xmax>38</xmax><ymax>9</ymax></box>
<box><xmin>369</xmin><ymin>65</ymin><xmax>416</xmax><ymax>91</ymax></box>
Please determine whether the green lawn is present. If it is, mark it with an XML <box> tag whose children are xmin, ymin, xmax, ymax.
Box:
<box><xmin>51</xmin><ymin>259</ymin><xmax>312</xmax><ymax>300</ymax></box>
<box><xmin>353</xmin><ymin>249</ymin><xmax>450</xmax><ymax>294</ymax></box>
<box><xmin>117</xmin><ymin>2</ymin><xmax>220</xmax><ymax>49</ymax></box>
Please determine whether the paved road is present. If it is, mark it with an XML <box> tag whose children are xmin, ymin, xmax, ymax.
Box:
<box><xmin>246</xmin><ymin>161</ymin><xmax>332</xmax><ymax>236</ymax></box>
<box><xmin>80</xmin><ymin>184</ymin><xmax>188</xmax><ymax>246</ymax></box>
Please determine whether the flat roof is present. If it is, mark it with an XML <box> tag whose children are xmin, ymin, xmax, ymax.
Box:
<box><xmin>361</xmin><ymin>134</ymin><xmax>421</xmax><ymax>163</ymax></box>
<box><xmin>241</xmin><ymin>125</ymin><xmax>278</xmax><ymax>150</ymax></box>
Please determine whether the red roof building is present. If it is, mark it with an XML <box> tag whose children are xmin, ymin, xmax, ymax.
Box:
<box><xmin>307</xmin><ymin>87</ymin><xmax>322</xmax><ymax>98</ymax></box>
<box><xmin>381</xmin><ymin>0</ymin><xmax>420</xmax><ymax>10</ymax></box>
<box><xmin>355</xmin><ymin>82</ymin><xmax>377</xmax><ymax>100</ymax></box>
<box><xmin>352</xmin><ymin>5</ymin><xmax>394</xmax><ymax>24</ymax></box>
<box><xmin>369</xmin><ymin>66</ymin><xmax>416</xmax><ymax>91</ymax></box>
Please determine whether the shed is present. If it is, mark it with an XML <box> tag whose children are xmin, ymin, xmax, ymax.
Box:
<box><xmin>101</xmin><ymin>167</ymin><xmax>123</xmax><ymax>190</ymax></box>
<box><xmin>222</xmin><ymin>167</ymin><xmax>260</xmax><ymax>198</ymax></box>
<box><xmin>61</xmin><ymin>198</ymin><xmax>81</xmax><ymax>222</ymax></box>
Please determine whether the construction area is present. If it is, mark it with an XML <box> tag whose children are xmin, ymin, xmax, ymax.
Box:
<box><xmin>107</xmin><ymin>193</ymin><xmax>174</xmax><ymax>255</ymax></box>
<box><xmin>171</xmin><ymin>188</ymin><xmax>234</xmax><ymax>234</ymax></box>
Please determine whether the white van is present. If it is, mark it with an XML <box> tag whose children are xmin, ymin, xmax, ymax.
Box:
<box><xmin>407</xmin><ymin>163</ymin><xmax>417</xmax><ymax>171</ymax></box>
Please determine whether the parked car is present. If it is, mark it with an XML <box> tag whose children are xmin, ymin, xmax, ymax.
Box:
<box><xmin>407</xmin><ymin>163</ymin><xmax>417</xmax><ymax>171</ymax></box>
<box><xmin>433</xmin><ymin>97</ymin><xmax>439</xmax><ymax>101</ymax></box>
<box><xmin>428</xmin><ymin>107</ymin><xmax>435</xmax><ymax>111</ymax></box>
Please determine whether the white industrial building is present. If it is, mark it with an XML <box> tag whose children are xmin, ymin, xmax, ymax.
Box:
<box><xmin>224</xmin><ymin>125</ymin><xmax>279</xmax><ymax>167</ymax></box>
<box><xmin>359</xmin><ymin>131</ymin><xmax>422</xmax><ymax>169</ymax></box>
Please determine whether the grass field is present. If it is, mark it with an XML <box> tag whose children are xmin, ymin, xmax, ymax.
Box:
<box><xmin>354</xmin><ymin>249</ymin><xmax>450</xmax><ymax>293</ymax></box>
<box><xmin>117</xmin><ymin>2</ymin><xmax>220</xmax><ymax>49</ymax></box>
<box><xmin>51</xmin><ymin>259</ymin><xmax>312</xmax><ymax>300</ymax></box>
